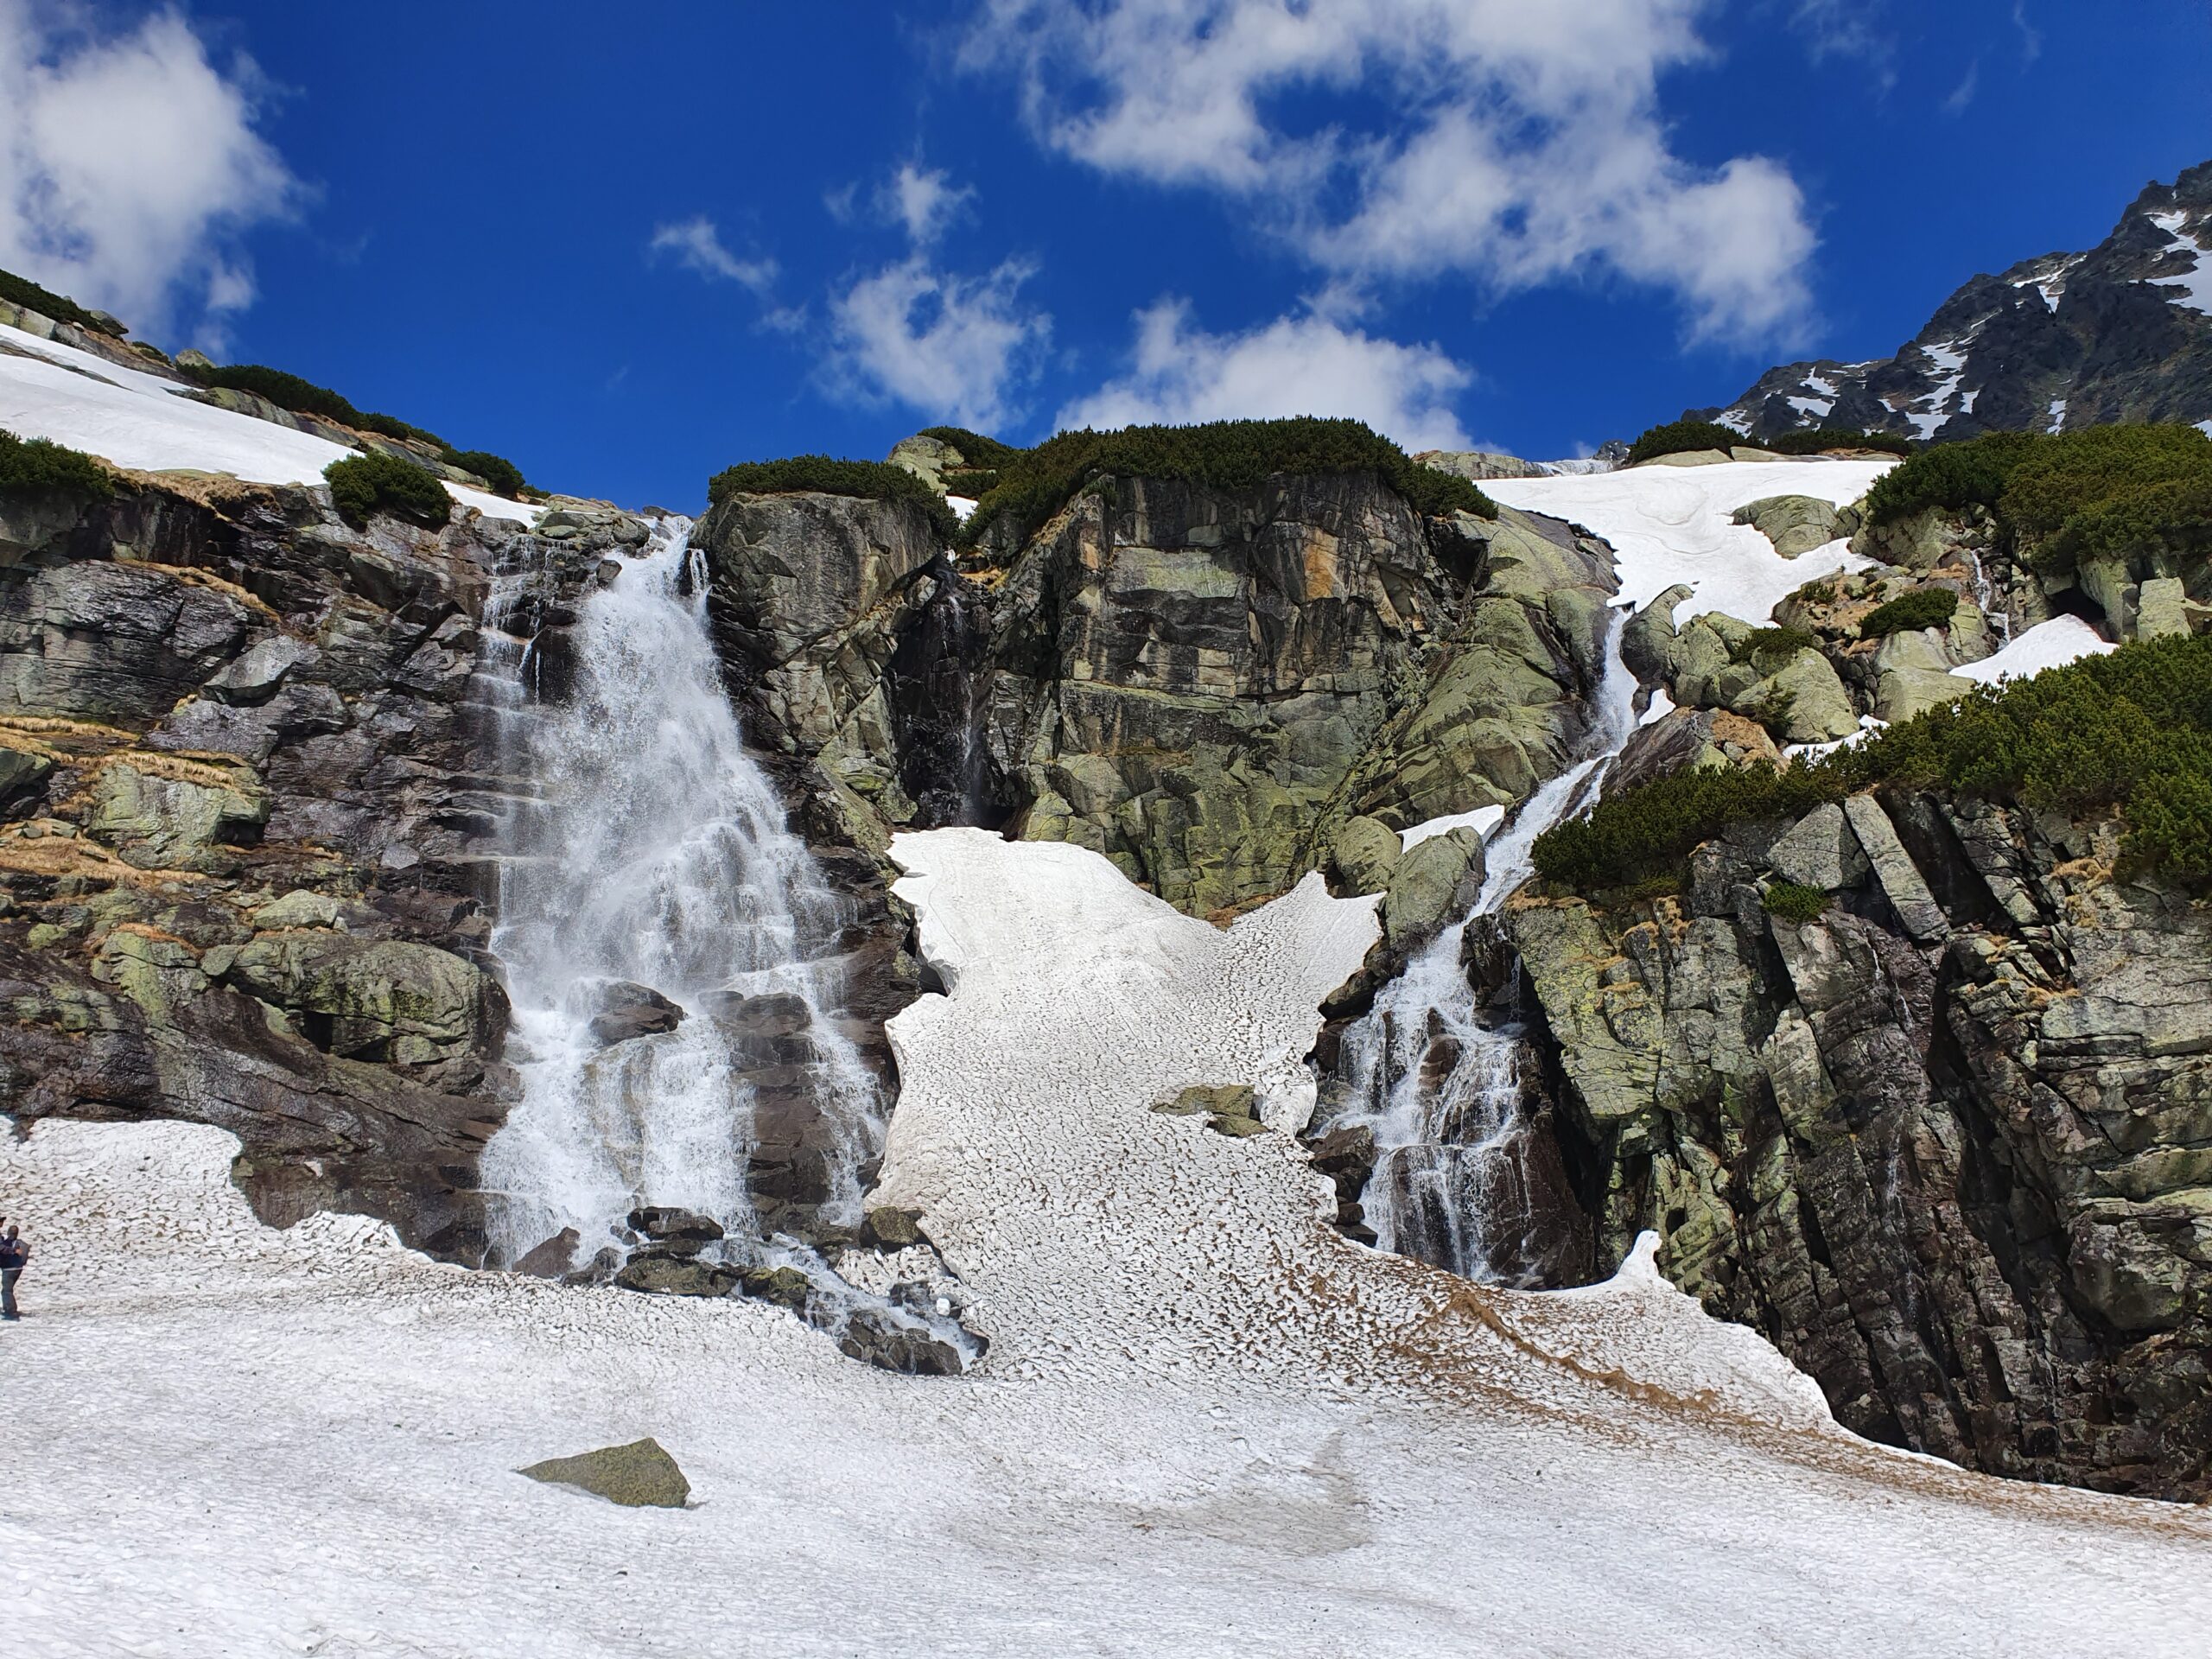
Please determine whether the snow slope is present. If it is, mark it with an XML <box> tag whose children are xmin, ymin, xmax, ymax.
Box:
<box><xmin>1952</xmin><ymin>614</ymin><xmax>2118</xmax><ymax>684</ymax></box>
<box><xmin>6</xmin><ymin>827</ymin><xmax>2210</xmax><ymax>1657</ymax></box>
<box><xmin>1487</xmin><ymin>457</ymin><xmax>1893</xmax><ymax>623</ymax></box>
<box><xmin>0</xmin><ymin>321</ymin><xmax>537</xmax><ymax>524</ymax></box>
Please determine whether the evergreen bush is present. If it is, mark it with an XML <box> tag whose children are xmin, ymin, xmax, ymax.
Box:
<box><xmin>324</xmin><ymin>452</ymin><xmax>452</xmax><ymax>530</ymax></box>
<box><xmin>1627</xmin><ymin>419</ymin><xmax>1745</xmax><ymax>464</ymax></box>
<box><xmin>0</xmin><ymin>265</ymin><xmax>123</xmax><ymax>336</ymax></box>
<box><xmin>1766</xmin><ymin>428</ymin><xmax>1916</xmax><ymax>457</ymax></box>
<box><xmin>1534</xmin><ymin>632</ymin><xmax>2212</xmax><ymax>893</ymax></box>
<box><xmin>1859</xmin><ymin>588</ymin><xmax>1960</xmax><ymax>638</ymax></box>
<box><xmin>0</xmin><ymin>428</ymin><xmax>112</xmax><ymax>497</ymax></box>
<box><xmin>957</xmin><ymin>417</ymin><xmax>1496</xmax><ymax>552</ymax></box>
<box><xmin>1762</xmin><ymin>881</ymin><xmax>1832</xmax><ymax>923</ymax></box>
<box><xmin>444</xmin><ymin>448</ymin><xmax>528</xmax><ymax>498</ymax></box>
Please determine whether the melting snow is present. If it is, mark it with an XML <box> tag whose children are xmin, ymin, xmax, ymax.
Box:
<box><xmin>1399</xmin><ymin>804</ymin><xmax>1506</xmax><ymax>852</ymax></box>
<box><xmin>1950</xmin><ymin>615</ymin><xmax>2116</xmax><ymax>685</ymax></box>
<box><xmin>5</xmin><ymin>829</ymin><xmax>2211</xmax><ymax>1653</ymax></box>
<box><xmin>1486</xmin><ymin>458</ymin><xmax>1891</xmax><ymax>625</ymax></box>
<box><xmin>0</xmin><ymin>321</ymin><xmax>539</xmax><ymax>524</ymax></box>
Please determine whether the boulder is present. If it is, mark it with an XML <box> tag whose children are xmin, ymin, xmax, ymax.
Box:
<box><xmin>518</xmin><ymin>1439</ymin><xmax>690</xmax><ymax>1508</ymax></box>
<box><xmin>1330</xmin><ymin>815</ymin><xmax>1402</xmax><ymax>896</ymax></box>
<box><xmin>626</xmin><ymin>1206</ymin><xmax>723</xmax><ymax>1253</ymax></box>
<box><xmin>588</xmin><ymin>981</ymin><xmax>686</xmax><ymax>1046</ymax></box>
<box><xmin>837</xmin><ymin>1306</ymin><xmax>967</xmax><ymax>1376</ymax></box>
<box><xmin>1732</xmin><ymin>494</ymin><xmax>1844</xmax><ymax>559</ymax></box>
<box><xmin>1380</xmin><ymin>828</ymin><xmax>1485</xmax><ymax>950</ymax></box>
<box><xmin>614</xmin><ymin>1255</ymin><xmax>740</xmax><ymax>1297</ymax></box>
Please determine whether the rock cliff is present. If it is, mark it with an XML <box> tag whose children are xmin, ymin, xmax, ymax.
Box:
<box><xmin>1493</xmin><ymin>788</ymin><xmax>2210</xmax><ymax>1499</ymax></box>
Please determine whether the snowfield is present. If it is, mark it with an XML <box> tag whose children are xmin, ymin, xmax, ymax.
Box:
<box><xmin>1953</xmin><ymin>614</ymin><xmax>2118</xmax><ymax>683</ymax></box>
<box><xmin>1487</xmin><ymin>457</ymin><xmax>1893</xmax><ymax>624</ymax></box>
<box><xmin>0</xmin><ymin>321</ymin><xmax>538</xmax><ymax>524</ymax></box>
<box><xmin>6</xmin><ymin>828</ymin><xmax>2210</xmax><ymax>1657</ymax></box>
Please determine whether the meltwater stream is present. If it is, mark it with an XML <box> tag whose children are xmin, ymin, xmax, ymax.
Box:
<box><xmin>1336</xmin><ymin>613</ymin><xmax>1641</xmax><ymax>1286</ymax></box>
<box><xmin>479</xmin><ymin>520</ymin><xmax>881</xmax><ymax>1270</ymax></box>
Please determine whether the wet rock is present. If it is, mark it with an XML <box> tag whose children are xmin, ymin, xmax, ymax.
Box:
<box><xmin>737</xmin><ymin>1264</ymin><xmax>815</xmax><ymax>1310</ymax></box>
<box><xmin>512</xmin><ymin>1229</ymin><xmax>581</xmax><ymax>1278</ymax></box>
<box><xmin>626</xmin><ymin>1207</ymin><xmax>723</xmax><ymax>1254</ymax></box>
<box><xmin>588</xmin><ymin>981</ymin><xmax>685</xmax><ymax>1047</ymax></box>
<box><xmin>519</xmin><ymin>1439</ymin><xmax>690</xmax><ymax>1508</ymax></box>
<box><xmin>836</xmin><ymin>1306</ymin><xmax>965</xmax><ymax>1376</ymax></box>
<box><xmin>614</xmin><ymin>1255</ymin><xmax>740</xmax><ymax>1297</ymax></box>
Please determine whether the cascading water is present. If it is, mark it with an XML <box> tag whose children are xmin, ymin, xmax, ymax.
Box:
<box><xmin>478</xmin><ymin>519</ymin><xmax>882</xmax><ymax>1270</ymax></box>
<box><xmin>1334</xmin><ymin>613</ymin><xmax>1641</xmax><ymax>1286</ymax></box>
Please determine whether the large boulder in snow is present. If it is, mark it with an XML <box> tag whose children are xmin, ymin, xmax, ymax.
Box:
<box><xmin>519</xmin><ymin>1439</ymin><xmax>691</xmax><ymax>1507</ymax></box>
<box><xmin>1732</xmin><ymin>493</ymin><xmax>1855</xmax><ymax>559</ymax></box>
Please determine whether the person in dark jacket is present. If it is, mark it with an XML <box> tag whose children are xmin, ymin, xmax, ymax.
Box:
<box><xmin>0</xmin><ymin>1220</ymin><xmax>27</xmax><ymax>1319</ymax></box>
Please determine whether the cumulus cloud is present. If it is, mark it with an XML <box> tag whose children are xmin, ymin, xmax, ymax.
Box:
<box><xmin>964</xmin><ymin>0</ymin><xmax>1817</xmax><ymax>346</ymax></box>
<box><xmin>830</xmin><ymin>252</ymin><xmax>1049</xmax><ymax>430</ymax></box>
<box><xmin>0</xmin><ymin>0</ymin><xmax>298</xmax><ymax>341</ymax></box>
<box><xmin>647</xmin><ymin>215</ymin><xmax>777</xmax><ymax>292</ymax></box>
<box><xmin>1059</xmin><ymin>299</ymin><xmax>1472</xmax><ymax>451</ymax></box>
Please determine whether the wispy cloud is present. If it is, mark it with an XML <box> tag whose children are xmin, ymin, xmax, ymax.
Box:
<box><xmin>1790</xmin><ymin>0</ymin><xmax>1898</xmax><ymax>85</ymax></box>
<box><xmin>2012</xmin><ymin>1</ymin><xmax>2043</xmax><ymax>62</ymax></box>
<box><xmin>965</xmin><ymin>0</ymin><xmax>1819</xmax><ymax>347</ymax></box>
<box><xmin>647</xmin><ymin>215</ymin><xmax>778</xmax><ymax>294</ymax></box>
<box><xmin>1060</xmin><ymin>298</ymin><xmax>1472</xmax><ymax>452</ymax></box>
<box><xmin>0</xmin><ymin>0</ymin><xmax>301</xmax><ymax>344</ymax></box>
<box><xmin>1942</xmin><ymin>59</ymin><xmax>1981</xmax><ymax>116</ymax></box>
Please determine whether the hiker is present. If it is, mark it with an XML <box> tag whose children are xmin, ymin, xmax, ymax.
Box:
<box><xmin>0</xmin><ymin>1220</ymin><xmax>27</xmax><ymax>1319</ymax></box>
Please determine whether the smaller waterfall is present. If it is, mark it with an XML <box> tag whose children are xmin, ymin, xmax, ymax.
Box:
<box><xmin>1335</xmin><ymin>615</ymin><xmax>1640</xmax><ymax>1285</ymax></box>
<box><xmin>479</xmin><ymin>520</ymin><xmax>882</xmax><ymax>1270</ymax></box>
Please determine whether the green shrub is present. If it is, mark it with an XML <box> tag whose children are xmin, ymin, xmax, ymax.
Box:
<box><xmin>958</xmin><ymin>416</ymin><xmax>1496</xmax><ymax>552</ymax></box>
<box><xmin>1535</xmin><ymin>631</ymin><xmax>2212</xmax><ymax>893</ymax></box>
<box><xmin>324</xmin><ymin>452</ymin><xmax>452</xmax><ymax>530</ymax></box>
<box><xmin>1864</xmin><ymin>429</ymin><xmax>2045</xmax><ymax>525</ymax></box>
<box><xmin>1999</xmin><ymin>423</ymin><xmax>2212</xmax><ymax>579</ymax></box>
<box><xmin>180</xmin><ymin>362</ymin><xmax>449</xmax><ymax>449</ymax></box>
<box><xmin>915</xmin><ymin>426</ymin><xmax>1026</xmax><ymax>470</ymax></box>
<box><xmin>0</xmin><ymin>428</ymin><xmax>112</xmax><ymax>497</ymax></box>
<box><xmin>1762</xmin><ymin>881</ymin><xmax>1833</xmax><ymax>923</ymax></box>
<box><xmin>1859</xmin><ymin>588</ymin><xmax>1960</xmax><ymax>639</ymax></box>
<box><xmin>0</xmin><ymin>266</ymin><xmax>123</xmax><ymax>336</ymax></box>
<box><xmin>708</xmin><ymin>454</ymin><xmax>958</xmax><ymax>541</ymax></box>
<box><xmin>1628</xmin><ymin>419</ymin><xmax>1745</xmax><ymax>464</ymax></box>
<box><xmin>1730</xmin><ymin>626</ymin><xmax>1820</xmax><ymax>667</ymax></box>
<box><xmin>443</xmin><ymin>448</ymin><xmax>527</xmax><ymax>498</ymax></box>
<box><xmin>1766</xmin><ymin>428</ymin><xmax>1916</xmax><ymax>458</ymax></box>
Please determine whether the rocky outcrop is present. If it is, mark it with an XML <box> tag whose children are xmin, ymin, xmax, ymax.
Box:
<box><xmin>1496</xmin><ymin>790</ymin><xmax>2212</xmax><ymax>1500</ymax></box>
<box><xmin>0</xmin><ymin>472</ymin><xmax>629</xmax><ymax>1257</ymax></box>
<box><xmin>1701</xmin><ymin>159</ymin><xmax>2212</xmax><ymax>442</ymax></box>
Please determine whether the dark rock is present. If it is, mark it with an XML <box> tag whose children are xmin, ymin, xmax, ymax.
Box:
<box><xmin>626</xmin><ymin>1206</ymin><xmax>724</xmax><ymax>1253</ymax></box>
<box><xmin>588</xmin><ymin>980</ymin><xmax>685</xmax><ymax>1046</ymax></box>
<box><xmin>614</xmin><ymin>1255</ymin><xmax>740</xmax><ymax>1297</ymax></box>
<box><xmin>512</xmin><ymin>1228</ymin><xmax>581</xmax><ymax>1278</ymax></box>
<box><xmin>836</xmin><ymin>1306</ymin><xmax>966</xmax><ymax>1376</ymax></box>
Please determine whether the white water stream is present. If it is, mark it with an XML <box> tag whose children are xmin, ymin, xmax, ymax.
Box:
<box><xmin>478</xmin><ymin>521</ymin><xmax>881</xmax><ymax>1268</ymax></box>
<box><xmin>1338</xmin><ymin>613</ymin><xmax>1641</xmax><ymax>1284</ymax></box>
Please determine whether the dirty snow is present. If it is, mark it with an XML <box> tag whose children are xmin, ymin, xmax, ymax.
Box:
<box><xmin>1487</xmin><ymin>457</ymin><xmax>1892</xmax><ymax>625</ymax></box>
<box><xmin>1950</xmin><ymin>614</ymin><xmax>2117</xmax><ymax>685</ymax></box>
<box><xmin>0</xmin><ymin>321</ymin><xmax>538</xmax><ymax>524</ymax></box>
<box><xmin>7</xmin><ymin>826</ymin><xmax>2212</xmax><ymax>1656</ymax></box>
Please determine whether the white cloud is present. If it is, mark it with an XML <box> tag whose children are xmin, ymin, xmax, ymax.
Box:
<box><xmin>885</xmin><ymin>164</ymin><xmax>970</xmax><ymax>245</ymax></box>
<box><xmin>1942</xmin><ymin>60</ymin><xmax>1980</xmax><ymax>116</ymax></box>
<box><xmin>647</xmin><ymin>215</ymin><xmax>777</xmax><ymax>293</ymax></box>
<box><xmin>1790</xmin><ymin>0</ymin><xmax>1897</xmax><ymax>83</ymax></box>
<box><xmin>830</xmin><ymin>252</ymin><xmax>1049</xmax><ymax>429</ymax></box>
<box><xmin>1058</xmin><ymin>298</ymin><xmax>1472</xmax><ymax>452</ymax></box>
<box><xmin>0</xmin><ymin>0</ymin><xmax>298</xmax><ymax>340</ymax></box>
<box><xmin>964</xmin><ymin>0</ymin><xmax>1816</xmax><ymax>346</ymax></box>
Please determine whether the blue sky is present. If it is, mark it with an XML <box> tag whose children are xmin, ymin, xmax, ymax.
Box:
<box><xmin>3</xmin><ymin>1</ymin><xmax>2207</xmax><ymax>509</ymax></box>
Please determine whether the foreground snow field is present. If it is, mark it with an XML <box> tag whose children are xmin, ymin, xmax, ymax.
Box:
<box><xmin>6</xmin><ymin>829</ymin><xmax>2209</xmax><ymax>1658</ymax></box>
<box><xmin>0</xmin><ymin>321</ymin><xmax>537</xmax><ymax>524</ymax></box>
<box><xmin>1488</xmin><ymin>458</ymin><xmax>1894</xmax><ymax>623</ymax></box>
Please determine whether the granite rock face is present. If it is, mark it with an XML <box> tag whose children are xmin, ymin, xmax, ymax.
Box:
<box><xmin>1497</xmin><ymin>790</ymin><xmax>2212</xmax><ymax>1500</ymax></box>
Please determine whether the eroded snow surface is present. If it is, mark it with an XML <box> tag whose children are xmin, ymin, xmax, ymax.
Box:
<box><xmin>1487</xmin><ymin>457</ymin><xmax>1892</xmax><ymax>625</ymax></box>
<box><xmin>5</xmin><ymin>828</ymin><xmax>2210</xmax><ymax>1656</ymax></box>
<box><xmin>0</xmin><ymin>321</ymin><xmax>538</xmax><ymax>524</ymax></box>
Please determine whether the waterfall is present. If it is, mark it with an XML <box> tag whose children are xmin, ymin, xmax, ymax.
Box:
<box><xmin>1334</xmin><ymin>613</ymin><xmax>1640</xmax><ymax>1286</ymax></box>
<box><xmin>477</xmin><ymin>520</ymin><xmax>882</xmax><ymax>1270</ymax></box>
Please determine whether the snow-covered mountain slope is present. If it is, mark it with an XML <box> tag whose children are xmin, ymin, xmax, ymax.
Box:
<box><xmin>0</xmin><ymin>320</ymin><xmax>537</xmax><ymax>524</ymax></box>
<box><xmin>1699</xmin><ymin>159</ymin><xmax>2212</xmax><ymax>442</ymax></box>
<box><xmin>1486</xmin><ymin>456</ymin><xmax>1893</xmax><ymax>622</ymax></box>
<box><xmin>7</xmin><ymin>826</ymin><xmax>2211</xmax><ymax>1658</ymax></box>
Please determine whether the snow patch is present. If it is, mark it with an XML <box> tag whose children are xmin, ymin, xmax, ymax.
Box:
<box><xmin>2147</xmin><ymin>210</ymin><xmax>2212</xmax><ymax>315</ymax></box>
<box><xmin>0</xmin><ymin>321</ymin><xmax>540</xmax><ymax>524</ymax></box>
<box><xmin>946</xmin><ymin>493</ymin><xmax>977</xmax><ymax>520</ymax></box>
<box><xmin>1486</xmin><ymin>459</ymin><xmax>1891</xmax><ymax>625</ymax></box>
<box><xmin>1950</xmin><ymin>615</ymin><xmax>2116</xmax><ymax>685</ymax></box>
<box><xmin>1399</xmin><ymin>804</ymin><xmax>1506</xmax><ymax>853</ymax></box>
